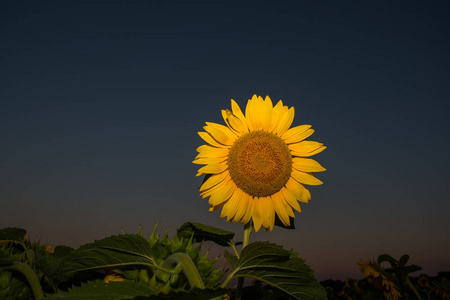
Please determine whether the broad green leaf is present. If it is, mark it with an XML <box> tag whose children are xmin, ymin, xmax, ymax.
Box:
<box><xmin>59</xmin><ymin>234</ymin><xmax>155</xmax><ymax>273</ymax></box>
<box><xmin>228</xmin><ymin>242</ymin><xmax>327</xmax><ymax>300</ymax></box>
<box><xmin>223</xmin><ymin>250</ymin><xmax>239</xmax><ymax>271</ymax></box>
<box><xmin>54</xmin><ymin>246</ymin><xmax>74</xmax><ymax>257</ymax></box>
<box><xmin>176</xmin><ymin>222</ymin><xmax>235</xmax><ymax>247</ymax></box>
<box><xmin>36</xmin><ymin>249</ymin><xmax>72</xmax><ymax>285</ymax></box>
<box><xmin>44</xmin><ymin>280</ymin><xmax>157</xmax><ymax>299</ymax></box>
<box><xmin>0</xmin><ymin>228</ymin><xmax>26</xmax><ymax>242</ymax></box>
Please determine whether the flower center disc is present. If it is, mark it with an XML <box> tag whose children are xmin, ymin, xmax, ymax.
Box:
<box><xmin>227</xmin><ymin>131</ymin><xmax>292</xmax><ymax>197</ymax></box>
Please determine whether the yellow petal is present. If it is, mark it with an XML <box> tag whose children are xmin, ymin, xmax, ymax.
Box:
<box><xmin>291</xmin><ymin>169</ymin><xmax>323</xmax><ymax>185</ymax></box>
<box><xmin>195</xmin><ymin>145</ymin><xmax>229</xmax><ymax>158</ymax></box>
<box><xmin>201</xmin><ymin>173</ymin><xmax>231</xmax><ymax>198</ymax></box>
<box><xmin>198</xmin><ymin>132</ymin><xmax>225</xmax><ymax>148</ymax></box>
<box><xmin>260</xmin><ymin>196</ymin><xmax>275</xmax><ymax>231</ymax></box>
<box><xmin>288</xmin><ymin>141</ymin><xmax>326</xmax><ymax>157</ymax></box>
<box><xmin>286</xmin><ymin>176</ymin><xmax>311</xmax><ymax>203</ymax></box>
<box><xmin>281</xmin><ymin>188</ymin><xmax>301</xmax><ymax>213</ymax></box>
<box><xmin>281</xmin><ymin>125</ymin><xmax>313</xmax><ymax>144</ymax></box>
<box><xmin>104</xmin><ymin>274</ymin><xmax>125</xmax><ymax>283</ymax></box>
<box><xmin>287</xmin><ymin>128</ymin><xmax>314</xmax><ymax>144</ymax></box>
<box><xmin>273</xmin><ymin>106</ymin><xmax>294</xmax><ymax>136</ymax></box>
<box><xmin>271</xmin><ymin>192</ymin><xmax>291</xmax><ymax>226</ymax></box>
<box><xmin>280</xmin><ymin>107</ymin><xmax>295</xmax><ymax>136</ymax></box>
<box><xmin>202</xmin><ymin>181</ymin><xmax>225</xmax><ymax>198</ymax></box>
<box><xmin>221</xmin><ymin>188</ymin><xmax>242</xmax><ymax>221</ymax></box>
<box><xmin>269</xmin><ymin>100</ymin><xmax>285</xmax><ymax>133</ymax></box>
<box><xmin>193</xmin><ymin>156</ymin><xmax>227</xmax><ymax>165</ymax></box>
<box><xmin>209</xmin><ymin>202</ymin><xmax>225</xmax><ymax>212</ymax></box>
<box><xmin>241</xmin><ymin>194</ymin><xmax>254</xmax><ymax>225</ymax></box>
<box><xmin>245</xmin><ymin>95</ymin><xmax>260</xmax><ymax>131</ymax></box>
<box><xmin>231</xmin><ymin>99</ymin><xmax>247</xmax><ymax>125</ymax></box>
<box><xmin>260</xmin><ymin>96</ymin><xmax>273</xmax><ymax>131</ymax></box>
<box><xmin>252</xmin><ymin>197</ymin><xmax>263</xmax><ymax>232</ymax></box>
<box><xmin>283</xmin><ymin>198</ymin><xmax>295</xmax><ymax>217</ymax></box>
<box><xmin>204</xmin><ymin>122</ymin><xmax>237</xmax><ymax>146</ymax></box>
<box><xmin>292</xmin><ymin>157</ymin><xmax>326</xmax><ymax>172</ymax></box>
<box><xmin>196</xmin><ymin>163</ymin><xmax>227</xmax><ymax>176</ymax></box>
<box><xmin>231</xmin><ymin>188</ymin><xmax>248</xmax><ymax>222</ymax></box>
<box><xmin>250</xmin><ymin>95</ymin><xmax>264</xmax><ymax>130</ymax></box>
<box><xmin>223</xmin><ymin>109</ymin><xmax>248</xmax><ymax>135</ymax></box>
<box><xmin>199</xmin><ymin>170</ymin><xmax>230</xmax><ymax>193</ymax></box>
<box><xmin>281</xmin><ymin>178</ymin><xmax>303</xmax><ymax>212</ymax></box>
<box><xmin>208</xmin><ymin>179</ymin><xmax>235</xmax><ymax>206</ymax></box>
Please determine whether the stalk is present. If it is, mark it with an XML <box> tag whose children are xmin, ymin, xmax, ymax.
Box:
<box><xmin>235</xmin><ymin>222</ymin><xmax>253</xmax><ymax>300</ymax></box>
<box><xmin>405</xmin><ymin>276</ymin><xmax>423</xmax><ymax>300</ymax></box>
<box><xmin>3</xmin><ymin>262</ymin><xmax>44</xmax><ymax>300</ymax></box>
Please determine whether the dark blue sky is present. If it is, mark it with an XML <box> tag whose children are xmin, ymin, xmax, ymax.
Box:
<box><xmin>1</xmin><ymin>1</ymin><xmax>449</xmax><ymax>280</ymax></box>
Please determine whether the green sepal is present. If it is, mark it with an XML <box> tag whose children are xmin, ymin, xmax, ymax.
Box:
<box><xmin>138</xmin><ymin>269</ymin><xmax>150</xmax><ymax>283</ymax></box>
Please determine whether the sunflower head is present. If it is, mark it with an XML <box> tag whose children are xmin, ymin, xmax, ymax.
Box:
<box><xmin>193</xmin><ymin>95</ymin><xmax>326</xmax><ymax>232</ymax></box>
<box><xmin>358</xmin><ymin>259</ymin><xmax>402</xmax><ymax>300</ymax></box>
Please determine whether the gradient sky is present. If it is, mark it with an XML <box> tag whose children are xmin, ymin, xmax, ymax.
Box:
<box><xmin>1</xmin><ymin>1</ymin><xmax>449</xmax><ymax>281</ymax></box>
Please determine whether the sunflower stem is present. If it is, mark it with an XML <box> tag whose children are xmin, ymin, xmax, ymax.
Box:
<box><xmin>229</xmin><ymin>241</ymin><xmax>240</xmax><ymax>258</ymax></box>
<box><xmin>405</xmin><ymin>276</ymin><xmax>423</xmax><ymax>300</ymax></box>
<box><xmin>235</xmin><ymin>222</ymin><xmax>252</xmax><ymax>300</ymax></box>
<box><xmin>3</xmin><ymin>262</ymin><xmax>44</xmax><ymax>300</ymax></box>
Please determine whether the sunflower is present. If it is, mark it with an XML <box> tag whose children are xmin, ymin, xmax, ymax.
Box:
<box><xmin>193</xmin><ymin>95</ymin><xmax>326</xmax><ymax>232</ymax></box>
<box><xmin>358</xmin><ymin>260</ymin><xmax>402</xmax><ymax>300</ymax></box>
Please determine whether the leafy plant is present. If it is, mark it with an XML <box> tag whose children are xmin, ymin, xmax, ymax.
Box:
<box><xmin>1</xmin><ymin>224</ymin><xmax>326</xmax><ymax>299</ymax></box>
<box><xmin>0</xmin><ymin>227</ymin><xmax>57</xmax><ymax>299</ymax></box>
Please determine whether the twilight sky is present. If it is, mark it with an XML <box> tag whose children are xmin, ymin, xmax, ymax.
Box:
<box><xmin>1</xmin><ymin>1</ymin><xmax>449</xmax><ymax>281</ymax></box>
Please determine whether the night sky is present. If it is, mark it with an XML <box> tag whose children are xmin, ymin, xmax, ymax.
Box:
<box><xmin>1</xmin><ymin>1</ymin><xmax>449</xmax><ymax>280</ymax></box>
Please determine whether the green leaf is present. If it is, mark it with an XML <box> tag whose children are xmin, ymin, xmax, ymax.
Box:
<box><xmin>0</xmin><ymin>228</ymin><xmax>26</xmax><ymax>242</ymax></box>
<box><xmin>223</xmin><ymin>251</ymin><xmax>239</xmax><ymax>271</ymax></box>
<box><xmin>378</xmin><ymin>254</ymin><xmax>397</xmax><ymax>266</ymax></box>
<box><xmin>228</xmin><ymin>242</ymin><xmax>327</xmax><ymax>300</ymax></box>
<box><xmin>44</xmin><ymin>280</ymin><xmax>157</xmax><ymax>299</ymax></box>
<box><xmin>59</xmin><ymin>234</ymin><xmax>156</xmax><ymax>273</ymax></box>
<box><xmin>402</xmin><ymin>264</ymin><xmax>422</xmax><ymax>275</ymax></box>
<box><xmin>398</xmin><ymin>254</ymin><xmax>409</xmax><ymax>267</ymax></box>
<box><xmin>36</xmin><ymin>249</ymin><xmax>72</xmax><ymax>285</ymax></box>
<box><xmin>176</xmin><ymin>223</ymin><xmax>235</xmax><ymax>247</ymax></box>
<box><xmin>53</xmin><ymin>246</ymin><xmax>74</xmax><ymax>257</ymax></box>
